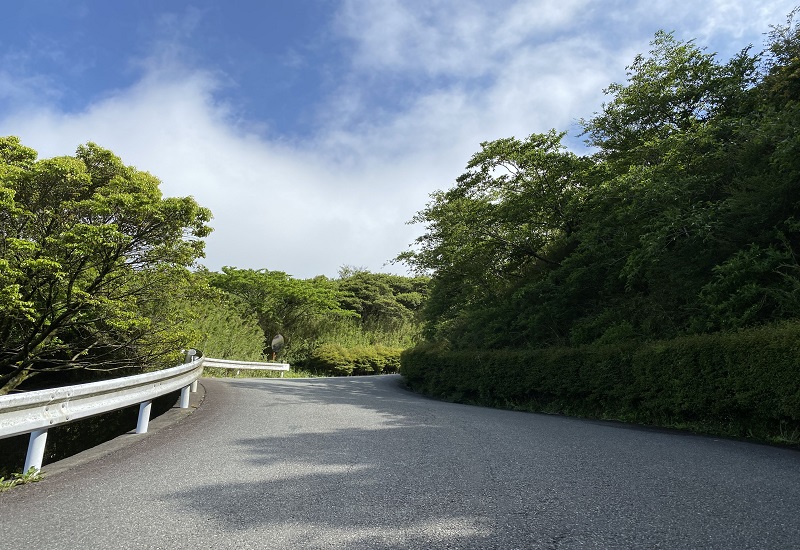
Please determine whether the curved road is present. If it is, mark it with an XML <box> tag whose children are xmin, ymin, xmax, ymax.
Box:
<box><xmin>1</xmin><ymin>375</ymin><xmax>799</xmax><ymax>549</ymax></box>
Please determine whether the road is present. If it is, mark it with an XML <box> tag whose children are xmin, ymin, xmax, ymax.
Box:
<box><xmin>1</xmin><ymin>375</ymin><xmax>799</xmax><ymax>549</ymax></box>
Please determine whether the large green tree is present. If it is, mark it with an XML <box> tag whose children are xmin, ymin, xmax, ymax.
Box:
<box><xmin>691</xmin><ymin>12</ymin><xmax>800</xmax><ymax>331</ymax></box>
<box><xmin>0</xmin><ymin>138</ymin><xmax>212</xmax><ymax>394</ymax></box>
<box><xmin>577</xmin><ymin>22</ymin><xmax>800</xmax><ymax>337</ymax></box>
<box><xmin>400</xmin><ymin>16</ymin><xmax>800</xmax><ymax>350</ymax></box>
<box><xmin>398</xmin><ymin>131</ymin><xmax>591</xmax><ymax>345</ymax></box>
<box><xmin>560</xmin><ymin>31</ymin><xmax>762</xmax><ymax>341</ymax></box>
<box><xmin>336</xmin><ymin>267</ymin><xmax>428</xmax><ymax>328</ymax></box>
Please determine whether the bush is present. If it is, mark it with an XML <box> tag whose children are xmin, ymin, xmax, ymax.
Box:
<box><xmin>400</xmin><ymin>322</ymin><xmax>800</xmax><ymax>443</ymax></box>
<box><xmin>300</xmin><ymin>344</ymin><xmax>403</xmax><ymax>376</ymax></box>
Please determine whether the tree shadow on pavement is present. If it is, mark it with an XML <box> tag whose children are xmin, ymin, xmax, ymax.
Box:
<box><xmin>165</xmin><ymin>376</ymin><xmax>587</xmax><ymax>548</ymax></box>
<box><xmin>164</xmin><ymin>375</ymin><xmax>800</xmax><ymax>549</ymax></box>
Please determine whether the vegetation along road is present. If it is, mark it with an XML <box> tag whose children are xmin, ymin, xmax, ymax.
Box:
<box><xmin>2</xmin><ymin>375</ymin><xmax>799</xmax><ymax>549</ymax></box>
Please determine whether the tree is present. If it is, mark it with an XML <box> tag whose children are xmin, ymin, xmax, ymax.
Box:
<box><xmin>400</xmin><ymin>17</ymin><xmax>800</xmax><ymax>350</ymax></box>
<box><xmin>336</xmin><ymin>267</ymin><xmax>428</xmax><ymax>328</ymax></box>
<box><xmin>207</xmin><ymin>267</ymin><xmax>356</xmax><ymax>360</ymax></box>
<box><xmin>691</xmin><ymin>11</ymin><xmax>800</xmax><ymax>331</ymax></box>
<box><xmin>164</xmin><ymin>273</ymin><xmax>266</xmax><ymax>361</ymax></box>
<box><xmin>562</xmin><ymin>30</ymin><xmax>770</xmax><ymax>341</ymax></box>
<box><xmin>398</xmin><ymin>131</ymin><xmax>591</xmax><ymax>344</ymax></box>
<box><xmin>0</xmin><ymin>138</ymin><xmax>212</xmax><ymax>394</ymax></box>
<box><xmin>331</xmin><ymin>267</ymin><xmax>429</xmax><ymax>347</ymax></box>
<box><xmin>581</xmin><ymin>30</ymin><xmax>758</xmax><ymax>171</ymax></box>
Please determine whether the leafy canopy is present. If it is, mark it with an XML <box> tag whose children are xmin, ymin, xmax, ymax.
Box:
<box><xmin>399</xmin><ymin>14</ymin><xmax>800</xmax><ymax>349</ymax></box>
<box><xmin>0</xmin><ymin>137</ymin><xmax>212</xmax><ymax>394</ymax></box>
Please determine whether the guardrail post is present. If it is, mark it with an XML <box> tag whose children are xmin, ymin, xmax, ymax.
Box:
<box><xmin>24</xmin><ymin>429</ymin><xmax>48</xmax><ymax>473</ymax></box>
<box><xmin>179</xmin><ymin>386</ymin><xmax>190</xmax><ymax>408</ymax></box>
<box><xmin>0</xmin><ymin>356</ymin><xmax>203</xmax><ymax>472</ymax></box>
<box><xmin>180</xmin><ymin>349</ymin><xmax>197</xmax><ymax>407</ymax></box>
<box><xmin>136</xmin><ymin>401</ymin><xmax>152</xmax><ymax>433</ymax></box>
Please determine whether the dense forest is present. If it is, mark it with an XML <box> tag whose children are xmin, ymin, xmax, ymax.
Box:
<box><xmin>398</xmin><ymin>14</ymin><xmax>800</xmax><ymax>442</ymax></box>
<box><xmin>399</xmin><ymin>19</ymin><xmax>800</xmax><ymax>350</ymax></box>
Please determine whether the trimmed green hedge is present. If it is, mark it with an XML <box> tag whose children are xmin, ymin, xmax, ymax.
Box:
<box><xmin>400</xmin><ymin>322</ymin><xmax>800</xmax><ymax>443</ymax></box>
<box><xmin>299</xmin><ymin>344</ymin><xmax>402</xmax><ymax>376</ymax></box>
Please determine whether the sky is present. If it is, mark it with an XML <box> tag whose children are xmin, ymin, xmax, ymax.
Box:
<box><xmin>1</xmin><ymin>1</ymin><xmax>796</xmax><ymax>279</ymax></box>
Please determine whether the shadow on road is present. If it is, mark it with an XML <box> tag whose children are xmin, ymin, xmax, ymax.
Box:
<box><xmin>164</xmin><ymin>376</ymin><xmax>580</xmax><ymax>547</ymax></box>
<box><xmin>163</xmin><ymin>375</ymin><xmax>800</xmax><ymax>549</ymax></box>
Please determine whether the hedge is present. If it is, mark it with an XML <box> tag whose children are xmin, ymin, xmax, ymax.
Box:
<box><xmin>299</xmin><ymin>343</ymin><xmax>402</xmax><ymax>376</ymax></box>
<box><xmin>400</xmin><ymin>322</ymin><xmax>800</xmax><ymax>443</ymax></box>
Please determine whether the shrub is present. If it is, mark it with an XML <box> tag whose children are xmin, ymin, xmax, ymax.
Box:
<box><xmin>400</xmin><ymin>322</ymin><xmax>800</xmax><ymax>443</ymax></box>
<box><xmin>301</xmin><ymin>344</ymin><xmax>403</xmax><ymax>376</ymax></box>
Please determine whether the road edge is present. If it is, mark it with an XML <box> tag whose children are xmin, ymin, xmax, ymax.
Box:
<box><xmin>37</xmin><ymin>381</ymin><xmax>207</xmax><ymax>479</ymax></box>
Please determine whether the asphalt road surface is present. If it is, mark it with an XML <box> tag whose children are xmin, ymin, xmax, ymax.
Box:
<box><xmin>1</xmin><ymin>375</ymin><xmax>799</xmax><ymax>549</ymax></box>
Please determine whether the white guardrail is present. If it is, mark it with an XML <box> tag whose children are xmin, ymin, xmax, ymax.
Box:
<box><xmin>0</xmin><ymin>354</ymin><xmax>290</xmax><ymax>473</ymax></box>
<box><xmin>201</xmin><ymin>357</ymin><xmax>290</xmax><ymax>376</ymax></box>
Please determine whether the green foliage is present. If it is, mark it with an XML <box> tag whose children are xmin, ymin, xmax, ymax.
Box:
<box><xmin>300</xmin><ymin>343</ymin><xmax>402</xmax><ymax>376</ymax></box>
<box><xmin>162</xmin><ymin>274</ymin><xmax>266</xmax><ymax>362</ymax></box>
<box><xmin>398</xmin><ymin>131</ymin><xmax>591</xmax><ymax>346</ymax></box>
<box><xmin>396</xmin><ymin>13</ymin><xmax>800</xmax><ymax>441</ymax></box>
<box><xmin>206</xmin><ymin>267</ymin><xmax>357</xmax><ymax>362</ymax></box>
<box><xmin>336</xmin><ymin>267</ymin><xmax>428</xmax><ymax>329</ymax></box>
<box><xmin>0</xmin><ymin>467</ymin><xmax>43</xmax><ymax>492</ymax></box>
<box><xmin>401</xmin><ymin>322</ymin><xmax>800</xmax><ymax>443</ymax></box>
<box><xmin>696</xmin><ymin>242</ymin><xmax>800</xmax><ymax>331</ymax></box>
<box><xmin>205</xmin><ymin>266</ymin><xmax>428</xmax><ymax>371</ymax></box>
<box><xmin>329</xmin><ymin>267</ymin><xmax>428</xmax><ymax>350</ymax></box>
<box><xmin>0</xmin><ymin>138</ymin><xmax>212</xmax><ymax>394</ymax></box>
<box><xmin>399</xmin><ymin>14</ymin><xmax>800</xmax><ymax>350</ymax></box>
<box><xmin>582</xmin><ymin>31</ymin><xmax>758</xmax><ymax>168</ymax></box>
<box><xmin>191</xmin><ymin>303</ymin><xmax>265</xmax><ymax>361</ymax></box>
<box><xmin>201</xmin><ymin>367</ymin><xmax>302</xmax><ymax>379</ymax></box>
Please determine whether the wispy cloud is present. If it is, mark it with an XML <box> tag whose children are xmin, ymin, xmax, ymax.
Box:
<box><xmin>2</xmin><ymin>56</ymin><xmax>427</xmax><ymax>277</ymax></box>
<box><xmin>2</xmin><ymin>1</ymin><xmax>797</xmax><ymax>277</ymax></box>
<box><xmin>334</xmin><ymin>0</ymin><xmax>591</xmax><ymax>77</ymax></box>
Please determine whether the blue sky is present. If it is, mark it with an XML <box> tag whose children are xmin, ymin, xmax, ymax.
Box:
<box><xmin>1</xmin><ymin>1</ymin><xmax>796</xmax><ymax>278</ymax></box>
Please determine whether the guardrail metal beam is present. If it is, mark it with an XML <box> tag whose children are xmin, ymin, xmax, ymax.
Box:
<box><xmin>0</xmin><ymin>359</ymin><xmax>204</xmax><ymax>472</ymax></box>
<box><xmin>0</xmin><ymin>354</ymin><xmax>288</xmax><ymax>474</ymax></box>
<box><xmin>200</xmin><ymin>357</ymin><xmax>290</xmax><ymax>376</ymax></box>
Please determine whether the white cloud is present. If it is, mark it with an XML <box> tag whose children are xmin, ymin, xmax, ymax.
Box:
<box><xmin>2</xmin><ymin>0</ymin><xmax>797</xmax><ymax>278</ymax></box>
<box><xmin>335</xmin><ymin>0</ymin><xmax>592</xmax><ymax>77</ymax></box>
<box><xmin>3</xmin><ymin>59</ymin><xmax>428</xmax><ymax>278</ymax></box>
<box><xmin>0</xmin><ymin>69</ymin><xmax>61</xmax><ymax>107</ymax></box>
